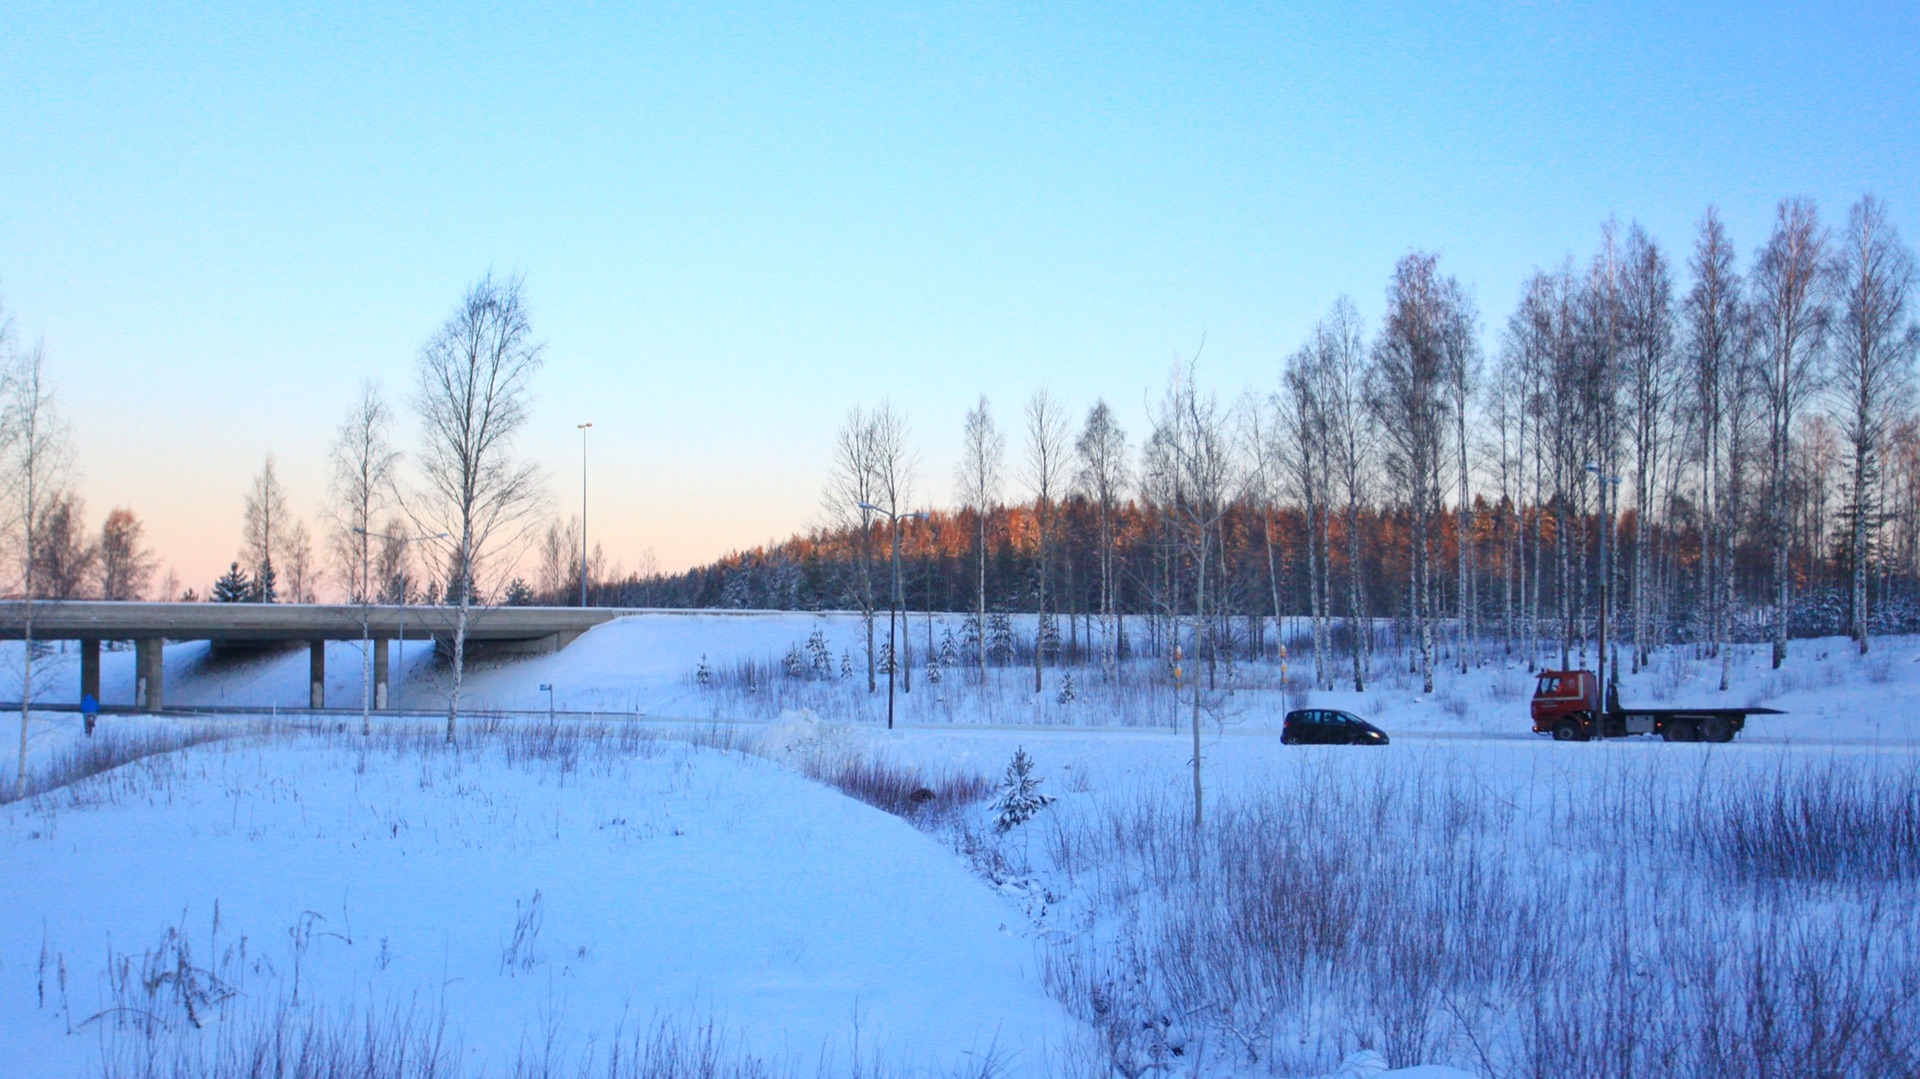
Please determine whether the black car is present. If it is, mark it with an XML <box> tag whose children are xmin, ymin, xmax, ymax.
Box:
<box><xmin>1282</xmin><ymin>709</ymin><xmax>1390</xmax><ymax>745</ymax></box>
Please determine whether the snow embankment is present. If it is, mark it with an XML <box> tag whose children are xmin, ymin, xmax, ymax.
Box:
<box><xmin>1</xmin><ymin>726</ymin><xmax>1078</xmax><ymax>1076</ymax></box>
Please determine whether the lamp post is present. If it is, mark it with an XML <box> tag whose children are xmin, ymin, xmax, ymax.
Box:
<box><xmin>577</xmin><ymin>422</ymin><xmax>592</xmax><ymax>607</ymax></box>
<box><xmin>1585</xmin><ymin>462</ymin><xmax>1622</xmax><ymax>718</ymax></box>
<box><xmin>859</xmin><ymin>502</ymin><xmax>925</xmax><ymax>730</ymax></box>
<box><xmin>352</xmin><ymin>528</ymin><xmax>449</xmax><ymax>717</ymax></box>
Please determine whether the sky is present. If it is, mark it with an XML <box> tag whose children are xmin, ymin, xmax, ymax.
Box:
<box><xmin>2</xmin><ymin>2</ymin><xmax>1916</xmax><ymax>593</ymax></box>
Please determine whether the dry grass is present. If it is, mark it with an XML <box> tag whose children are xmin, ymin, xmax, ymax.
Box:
<box><xmin>3</xmin><ymin>720</ymin><xmax>235</xmax><ymax>805</ymax></box>
<box><xmin>1011</xmin><ymin>757</ymin><xmax>1920</xmax><ymax>1077</ymax></box>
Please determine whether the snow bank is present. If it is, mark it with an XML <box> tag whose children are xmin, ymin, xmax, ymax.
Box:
<box><xmin>1</xmin><ymin>726</ymin><xmax>1078</xmax><ymax>1076</ymax></box>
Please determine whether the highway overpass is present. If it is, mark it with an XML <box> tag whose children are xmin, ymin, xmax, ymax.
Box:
<box><xmin>0</xmin><ymin>601</ymin><xmax>624</xmax><ymax>711</ymax></box>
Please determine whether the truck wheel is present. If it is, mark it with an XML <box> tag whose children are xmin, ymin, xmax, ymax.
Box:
<box><xmin>1701</xmin><ymin>717</ymin><xmax>1733</xmax><ymax>743</ymax></box>
<box><xmin>1283</xmin><ymin>732</ymin><xmax>1300</xmax><ymax>746</ymax></box>
<box><xmin>1664</xmin><ymin>721</ymin><xmax>1697</xmax><ymax>743</ymax></box>
<box><xmin>1552</xmin><ymin>719</ymin><xmax>1585</xmax><ymax>742</ymax></box>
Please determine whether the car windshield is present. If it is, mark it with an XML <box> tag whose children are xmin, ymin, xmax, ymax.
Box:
<box><xmin>1333</xmin><ymin>712</ymin><xmax>1361</xmax><ymax>726</ymax></box>
<box><xmin>1537</xmin><ymin>675</ymin><xmax>1560</xmax><ymax>695</ymax></box>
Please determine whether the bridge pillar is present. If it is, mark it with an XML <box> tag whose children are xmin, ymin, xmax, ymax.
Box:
<box><xmin>310</xmin><ymin>641</ymin><xmax>326</xmax><ymax>709</ymax></box>
<box><xmin>135</xmin><ymin>638</ymin><xmax>164</xmax><ymax>711</ymax></box>
<box><xmin>373</xmin><ymin>637</ymin><xmax>390</xmax><ymax>709</ymax></box>
<box><xmin>80</xmin><ymin>638</ymin><xmax>100</xmax><ymax>709</ymax></box>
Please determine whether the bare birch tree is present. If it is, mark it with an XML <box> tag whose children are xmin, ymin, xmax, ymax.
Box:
<box><xmin>1316</xmin><ymin>298</ymin><xmax>1374</xmax><ymax>690</ymax></box>
<box><xmin>1282</xmin><ymin>345</ymin><xmax>1334</xmax><ymax>688</ymax></box>
<box><xmin>328</xmin><ymin>380</ymin><xmax>400</xmax><ymax>731</ymax></box>
<box><xmin>97</xmin><ymin>509</ymin><xmax>156</xmax><ymax>601</ymax></box>
<box><xmin>1023</xmin><ymin>389</ymin><xmax>1071</xmax><ymax>694</ymax></box>
<box><xmin>1686</xmin><ymin>208</ymin><xmax>1744</xmax><ymax>688</ymax></box>
<box><xmin>1753</xmin><ymin>198</ymin><xmax>1832</xmax><ymax>667</ymax></box>
<box><xmin>241</xmin><ymin>456</ymin><xmax>288</xmax><ymax>601</ymax></box>
<box><xmin>1148</xmin><ymin>359</ymin><xmax>1237</xmax><ymax>826</ymax></box>
<box><xmin>823</xmin><ymin>405</ymin><xmax>881</xmax><ymax>690</ymax></box>
<box><xmin>956</xmin><ymin>396</ymin><xmax>1005</xmax><ymax>685</ymax></box>
<box><xmin>6</xmin><ymin>343</ymin><xmax>71</xmax><ymax>781</ymax></box>
<box><xmin>1621</xmin><ymin>223</ymin><xmax>1675</xmax><ymax>671</ymax></box>
<box><xmin>1075</xmin><ymin>400</ymin><xmax>1131</xmax><ymax>676</ymax></box>
<box><xmin>1369</xmin><ymin>254</ymin><xmax>1459</xmax><ymax>694</ymax></box>
<box><xmin>1831</xmin><ymin>194</ymin><xmax>1917</xmax><ymax>654</ymax></box>
<box><xmin>411</xmin><ymin>271</ymin><xmax>546</xmax><ymax>744</ymax></box>
<box><xmin>1443</xmin><ymin>281</ymin><xmax>1482</xmax><ymax>673</ymax></box>
<box><xmin>869</xmin><ymin>401</ymin><xmax>918</xmax><ymax>689</ymax></box>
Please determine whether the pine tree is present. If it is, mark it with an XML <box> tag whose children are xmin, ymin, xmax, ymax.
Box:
<box><xmin>213</xmin><ymin>562</ymin><xmax>251</xmax><ymax>603</ymax></box>
<box><xmin>504</xmin><ymin>578</ymin><xmax>535</xmax><ymax>606</ymax></box>
<box><xmin>782</xmin><ymin>643</ymin><xmax>806</xmax><ymax>679</ymax></box>
<box><xmin>992</xmin><ymin>747</ymin><xmax>1055</xmax><ymax>832</ymax></box>
<box><xmin>1056</xmin><ymin>672</ymin><xmax>1078</xmax><ymax>705</ymax></box>
<box><xmin>696</xmin><ymin>654</ymin><xmax>712</xmax><ymax>687</ymax></box>
<box><xmin>840</xmin><ymin>650</ymin><xmax>854</xmax><ymax>680</ymax></box>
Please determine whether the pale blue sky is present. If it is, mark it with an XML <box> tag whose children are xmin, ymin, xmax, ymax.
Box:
<box><xmin>2</xmin><ymin>2</ymin><xmax>1915</xmax><ymax>588</ymax></box>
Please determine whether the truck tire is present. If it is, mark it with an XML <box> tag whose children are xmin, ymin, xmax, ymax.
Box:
<box><xmin>1552</xmin><ymin>718</ymin><xmax>1586</xmax><ymax>742</ymax></box>
<box><xmin>1664</xmin><ymin>721</ymin><xmax>1698</xmax><ymax>743</ymax></box>
<box><xmin>1701</xmin><ymin>716</ymin><xmax>1733</xmax><ymax>743</ymax></box>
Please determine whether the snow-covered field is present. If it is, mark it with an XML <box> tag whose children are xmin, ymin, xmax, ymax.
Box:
<box><xmin>4</xmin><ymin>613</ymin><xmax>1917</xmax><ymax>1077</ymax></box>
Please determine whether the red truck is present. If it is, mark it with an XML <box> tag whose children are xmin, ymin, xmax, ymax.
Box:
<box><xmin>1530</xmin><ymin>669</ymin><xmax>1782</xmax><ymax>743</ymax></box>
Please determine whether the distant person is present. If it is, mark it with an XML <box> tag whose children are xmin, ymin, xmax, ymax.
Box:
<box><xmin>82</xmin><ymin>692</ymin><xmax>100</xmax><ymax>736</ymax></box>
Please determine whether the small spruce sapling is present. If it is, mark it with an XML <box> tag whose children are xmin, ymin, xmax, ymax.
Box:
<box><xmin>988</xmin><ymin>612</ymin><xmax>1015</xmax><ymax>665</ymax></box>
<box><xmin>783</xmin><ymin>643</ymin><xmax>806</xmax><ymax>679</ymax></box>
<box><xmin>992</xmin><ymin>747</ymin><xmax>1055</xmax><ymax>832</ymax></box>
<box><xmin>840</xmin><ymin>650</ymin><xmax>854</xmax><ymax>680</ymax></box>
<box><xmin>695</xmin><ymin>654</ymin><xmax>712</xmax><ymax>687</ymax></box>
<box><xmin>939</xmin><ymin>624</ymin><xmax>958</xmax><ymax>670</ymax></box>
<box><xmin>1056</xmin><ymin>672</ymin><xmax>1078</xmax><ymax>705</ymax></box>
<box><xmin>807</xmin><ymin>628</ymin><xmax>834</xmax><ymax>678</ymax></box>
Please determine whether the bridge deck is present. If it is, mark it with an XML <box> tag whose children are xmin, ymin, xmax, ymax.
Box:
<box><xmin>0</xmin><ymin>600</ymin><xmax>624</xmax><ymax>643</ymax></box>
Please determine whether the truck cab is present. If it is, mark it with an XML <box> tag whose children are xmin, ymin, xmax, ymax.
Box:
<box><xmin>1531</xmin><ymin>669</ymin><xmax>1600</xmax><ymax>733</ymax></box>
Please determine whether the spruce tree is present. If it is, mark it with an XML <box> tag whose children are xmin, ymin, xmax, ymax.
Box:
<box><xmin>250</xmin><ymin>556</ymin><xmax>278</xmax><ymax>603</ymax></box>
<box><xmin>213</xmin><ymin>562</ymin><xmax>251</xmax><ymax>603</ymax></box>
<box><xmin>992</xmin><ymin>747</ymin><xmax>1055</xmax><ymax>832</ymax></box>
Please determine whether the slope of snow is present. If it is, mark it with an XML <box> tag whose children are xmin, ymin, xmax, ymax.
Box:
<box><xmin>1</xmin><ymin>727</ymin><xmax>1079</xmax><ymax>1076</ymax></box>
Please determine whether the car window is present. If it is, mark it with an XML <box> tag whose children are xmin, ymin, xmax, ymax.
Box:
<box><xmin>1336</xmin><ymin>712</ymin><xmax>1361</xmax><ymax>726</ymax></box>
<box><xmin>1537</xmin><ymin>675</ymin><xmax>1560</xmax><ymax>695</ymax></box>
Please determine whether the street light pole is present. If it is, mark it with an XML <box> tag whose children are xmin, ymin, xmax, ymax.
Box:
<box><xmin>577</xmin><ymin>422</ymin><xmax>592</xmax><ymax>608</ymax></box>
<box><xmin>859</xmin><ymin>502</ymin><xmax>924</xmax><ymax>729</ymax></box>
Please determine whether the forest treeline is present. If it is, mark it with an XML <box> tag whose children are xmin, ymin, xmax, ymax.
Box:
<box><xmin>613</xmin><ymin>197</ymin><xmax>1920</xmax><ymax>695</ymax></box>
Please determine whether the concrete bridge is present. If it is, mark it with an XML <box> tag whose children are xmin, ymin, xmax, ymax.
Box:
<box><xmin>0</xmin><ymin>601</ymin><xmax>623</xmax><ymax>711</ymax></box>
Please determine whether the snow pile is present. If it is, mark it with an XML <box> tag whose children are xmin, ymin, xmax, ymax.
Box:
<box><xmin>752</xmin><ymin>707</ymin><xmax>869</xmax><ymax>770</ymax></box>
